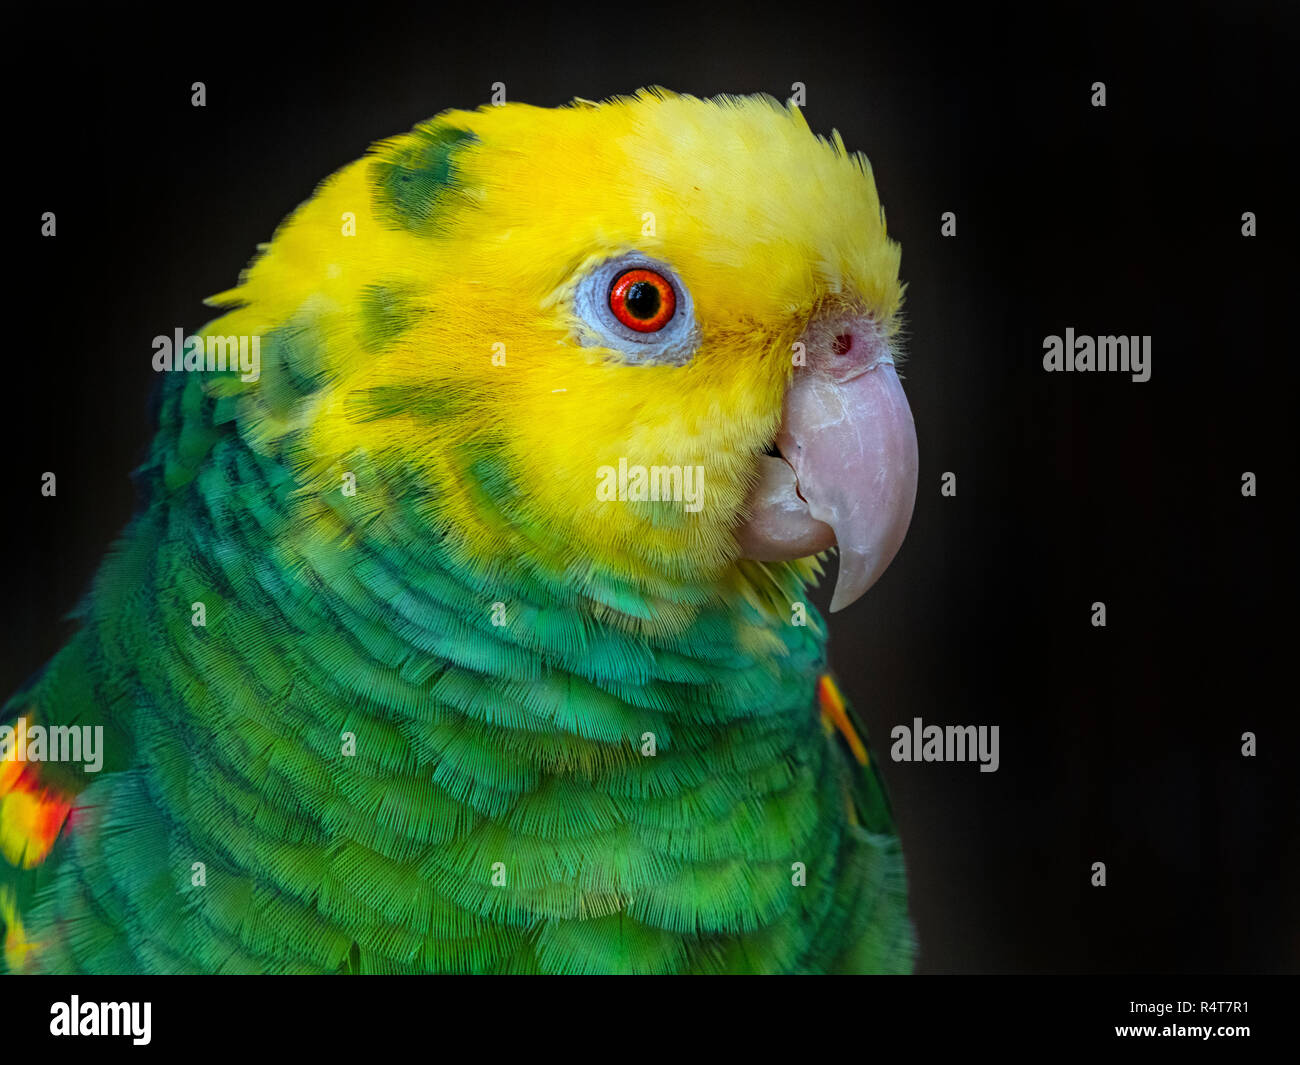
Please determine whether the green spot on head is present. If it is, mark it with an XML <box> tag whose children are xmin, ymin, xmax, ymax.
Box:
<box><xmin>344</xmin><ymin>382</ymin><xmax>463</xmax><ymax>424</ymax></box>
<box><xmin>358</xmin><ymin>284</ymin><xmax>420</xmax><ymax>353</ymax></box>
<box><xmin>466</xmin><ymin>451</ymin><xmax>516</xmax><ymax>504</ymax></box>
<box><xmin>369</xmin><ymin>123</ymin><xmax>477</xmax><ymax>235</ymax></box>
<box><xmin>273</xmin><ymin>316</ymin><xmax>330</xmax><ymax>393</ymax></box>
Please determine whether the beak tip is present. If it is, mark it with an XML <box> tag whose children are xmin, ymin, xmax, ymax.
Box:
<box><xmin>827</xmin><ymin>573</ymin><xmax>869</xmax><ymax>614</ymax></box>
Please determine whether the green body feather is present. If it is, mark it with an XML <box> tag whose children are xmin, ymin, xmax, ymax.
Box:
<box><xmin>2</xmin><ymin>364</ymin><xmax>912</xmax><ymax>973</ymax></box>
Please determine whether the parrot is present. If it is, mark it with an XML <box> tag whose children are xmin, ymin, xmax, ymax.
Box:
<box><xmin>1</xmin><ymin>88</ymin><xmax>920</xmax><ymax>974</ymax></box>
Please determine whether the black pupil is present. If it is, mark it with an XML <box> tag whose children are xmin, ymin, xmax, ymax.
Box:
<box><xmin>624</xmin><ymin>280</ymin><xmax>661</xmax><ymax>319</ymax></box>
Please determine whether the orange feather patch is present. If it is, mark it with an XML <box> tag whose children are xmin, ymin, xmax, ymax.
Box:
<box><xmin>1</xmin><ymin>715</ymin><xmax>74</xmax><ymax>869</ymax></box>
<box><xmin>816</xmin><ymin>674</ymin><xmax>869</xmax><ymax>767</ymax></box>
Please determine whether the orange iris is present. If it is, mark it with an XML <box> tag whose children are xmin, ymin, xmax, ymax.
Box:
<box><xmin>608</xmin><ymin>269</ymin><xmax>676</xmax><ymax>332</ymax></box>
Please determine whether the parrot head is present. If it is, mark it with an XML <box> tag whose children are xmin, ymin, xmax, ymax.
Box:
<box><xmin>208</xmin><ymin>89</ymin><xmax>918</xmax><ymax>615</ymax></box>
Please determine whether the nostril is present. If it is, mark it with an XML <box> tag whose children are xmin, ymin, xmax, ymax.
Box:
<box><xmin>831</xmin><ymin>333</ymin><xmax>853</xmax><ymax>357</ymax></box>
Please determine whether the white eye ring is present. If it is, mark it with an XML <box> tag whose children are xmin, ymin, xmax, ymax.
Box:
<box><xmin>571</xmin><ymin>253</ymin><xmax>701</xmax><ymax>365</ymax></box>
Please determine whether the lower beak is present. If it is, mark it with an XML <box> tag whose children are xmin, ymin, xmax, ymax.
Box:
<box><xmin>738</xmin><ymin>314</ymin><xmax>919</xmax><ymax>612</ymax></box>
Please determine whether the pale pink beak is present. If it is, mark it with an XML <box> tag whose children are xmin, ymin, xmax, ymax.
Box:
<box><xmin>737</xmin><ymin>313</ymin><xmax>919</xmax><ymax>611</ymax></box>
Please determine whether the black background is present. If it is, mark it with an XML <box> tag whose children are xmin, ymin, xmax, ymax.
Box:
<box><xmin>7</xmin><ymin>2</ymin><xmax>1297</xmax><ymax>974</ymax></box>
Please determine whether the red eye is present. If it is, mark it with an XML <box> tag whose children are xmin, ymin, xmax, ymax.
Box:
<box><xmin>609</xmin><ymin>268</ymin><xmax>676</xmax><ymax>332</ymax></box>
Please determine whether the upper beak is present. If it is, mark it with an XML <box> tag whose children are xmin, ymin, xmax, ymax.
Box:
<box><xmin>737</xmin><ymin>312</ymin><xmax>919</xmax><ymax>611</ymax></box>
